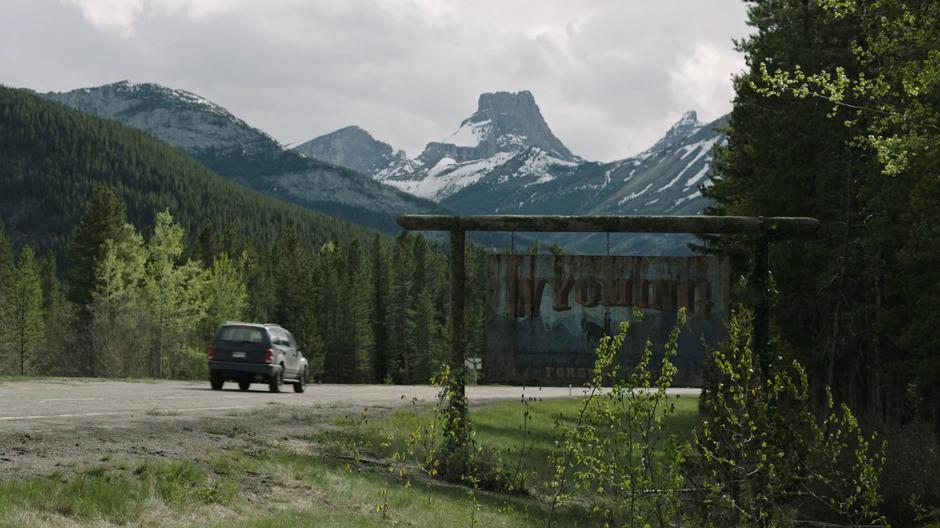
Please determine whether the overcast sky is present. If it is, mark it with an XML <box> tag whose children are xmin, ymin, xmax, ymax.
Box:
<box><xmin>2</xmin><ymin>0</ymin><xmax>751</xmax><ymax>162</ymax></box>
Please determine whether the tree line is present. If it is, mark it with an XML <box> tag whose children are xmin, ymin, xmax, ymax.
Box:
<box><xmin>0</xmin><ymin>186</ymin><xmax>486</xmax><ymax>384</ymax></box>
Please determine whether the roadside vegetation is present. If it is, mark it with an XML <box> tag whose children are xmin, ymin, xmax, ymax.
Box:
<box><xmin>0</xmin><ymin>312</ymin><xmax>886</xmax><ymax>527</ymax></box>
<box><xmin>0</xmin><ymin>399</ymin><xmax>634</xmax><ymax>527</ymax></box>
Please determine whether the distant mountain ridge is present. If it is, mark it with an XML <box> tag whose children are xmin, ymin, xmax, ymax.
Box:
<box><xmin>296</xmin><ymin>92</ymin><xmax>726</xmax><ymax>254</ymax></box>
<box><xmin>294</xmin><ymin>126</ymin><xmax>407</xmax><ymax>179</ymax></box>
<box><xmin>0</xmin><ymin>86</ymin><xmax>378</xmax><ymax>258</ymax></box>
<box><xmin>43</xmin><ymin>81</ymin><xmax>447</xmax><ymax>233</ymax></box>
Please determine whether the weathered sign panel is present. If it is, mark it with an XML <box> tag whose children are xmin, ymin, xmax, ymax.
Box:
<box><xmin>484</xmin><ymin>255</ymin><xmax>730</xmax><ymax>386</ymax></box>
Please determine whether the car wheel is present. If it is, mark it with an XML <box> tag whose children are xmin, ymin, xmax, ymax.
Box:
<box><xmin>210</xmin><ymin>373</ymin><xmax>224</xmax><ymax>390</ymax></box>
<box><xmin>293</xmin><ymin>369</ymin><xmax>306</xmax><ymax>393</ymax></box>
<box><xmin>269</xmin><ymin>367</ymin><xmax>283</xmax><ymax>393</ymax></box>
<box><xmin>238</xmin><ymin>380</ymin><xmax>251</xmax><ymax>391</ymax></box>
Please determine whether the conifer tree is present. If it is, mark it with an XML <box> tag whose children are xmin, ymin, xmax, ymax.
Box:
<box><xmin>272</xmin><ymin>231</ymin><xmax>323</xmax><ymax>380</ymax></box>
<box><xmin>39</xmin><ymin>254</ymin><xmax>63</xmax><ymax>324</ymax></box>
<box><xmin>386</xmin><ymin>233</ymin><xmax>416</xmax><ymax>383</ymax></box>
<box><xmin>195</xmin><ymin>223</ymin><xmax>223</xmax><ymax>268</ymax></box>
<box><xmin>66</xmin><ymin>186</ymin><xmax>127</xmax><ymax>311</ymax></box>
<box><xmin>11</xmin><ymin>245</ymin><xmax>44</xmax><ymax>375</ymax></box>
<box><xmin>36</xmin><ymin>253</ymin><xmax>67</xmax><ymax>372</ymax></box>
<box><xmin>344</xmin><ymin>240</ymin><xmax>374</xmax><ymax>383</ymax></box>
<box><xmin>704</xmin><ymin>0</ymin><xmax>879</xmax><ymax>410</ymax></box>
<box><xmin>0</xmin><ymin>220</ymin><xmax>14</xmax><ymax>373</ymax></box>
<box><xmin>318</xmin><ymin>241</ymin><xmax>346</xmax><ymax>381</ymax></box>
<box><xmin>370</xmin><ymin>234</ymin><xmax>391</xmax><ymax>382</ymax></box>
<box><xmin>201</xmin><ymin>252</ymin><xmax>249</xmax><ymax>341</ymax></box>
<box><xmin>66</xmin><ymin>186</ymin><xmax>128</xmax><ymax>375</ymax></box>
<box><xmin>89</xmin><ymin>224</ymin><xmax>146</xmax><ymax>377</ymax></box>
<box><xmin>142</xmin><ymin>210</ymin><xmax>207</xmax><ymax>378</ymax></box>
<box><xmin>411</xmin><ymin>287</ymin><xmax>441</xmax><ymax>383</ymax></box>
<box><xmin>243</xmin><ymin>246</ymin><xmax>276</xmax><ymax>323</ymax></box>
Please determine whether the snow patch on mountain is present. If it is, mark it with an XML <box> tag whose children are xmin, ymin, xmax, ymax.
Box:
<box><xmin>618</xmin><ymin>183</ymin><xmax>654</xmax><ymax>206</ymax></box>
<box><xmin>518</xmin><ymin>149</ymin><xmax>579</xmax><ymax>186</ymax></box>
<box><xmin>429</xmin><ymin>157</ymin><xmax>458</xmax><ymax>177</ymax></box>
<box><xmin>384</xmin><ymin>151</ymin><xmax>515</xmax><ymax>200</ymax></box>
<box><xmin>684</xmin><ymin>165</ymin><xmax>711</xmax><ymax>188</ymax></box>
<box><xmin>672</xmin><ymin>190</ymin><xmax>702</xmax><ymax>208</ymax></box>
<box><xmin>443</xmin><ymin>119</ymin><xmax>491</xmax><ymax>148</ymax></box>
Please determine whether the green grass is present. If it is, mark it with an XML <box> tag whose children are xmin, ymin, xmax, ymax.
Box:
<box><xmin>0</xmin><ymin>445</ymin><xmax>592</xmax><ymax>527</ymax></box>
<box><xmin>0</xmin><ymin>460</ymin><xmax>236</xmax><ymax>526</ymax></box>
<box><xmin>231</xmin><ymin>452</ymin><xmax>594</xmax><ymax>528</ymax></box>
<box><xmin>316</xmin><ymin>394</ymin><xmax>700</xmax><ymax>503</ymax></box>
<box><xmin>0</xmin><ymin>396</ymin><xmax>701</xmax><ymax>527</ymax></box>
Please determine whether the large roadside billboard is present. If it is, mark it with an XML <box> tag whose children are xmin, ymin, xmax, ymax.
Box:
<box><xmin>484</xmin><ymin>255</ymin><xmax>730</xmax><ymax>386</ymax></box>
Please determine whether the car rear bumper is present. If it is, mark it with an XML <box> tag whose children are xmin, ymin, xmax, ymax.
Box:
<box><xmin>209</xmin><ymin>361</ymin><xmax>280</xmax><ymax>381</ymax></box>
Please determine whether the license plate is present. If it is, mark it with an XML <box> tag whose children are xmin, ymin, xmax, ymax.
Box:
<box><xmin>232</xmin><ymin>351</ymin><xmax>246</xmax><ymax>358</ymax></box>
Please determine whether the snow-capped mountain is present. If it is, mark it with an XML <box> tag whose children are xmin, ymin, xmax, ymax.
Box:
<box><xmin>296</xmin><ymin>92</ymin><xmax>725</xmax><ymax>254</ymax></box>
<box><xmin>296</xmin><ymin>91</ymin><xmax>584</xmax><ymax>203</ymax></box>
<box><xmin>43</xmin><ymin>81</ymin><xmax>446</xmax><ymax>233</ymax></box>
<box><xmin>415</xmin><ymin>90</ymin><xmax>580</xmax><ymax>168</ymax></box>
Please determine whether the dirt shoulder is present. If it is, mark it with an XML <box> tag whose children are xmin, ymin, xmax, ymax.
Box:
<box><xmin>0</xmin><ymin>403</ymin><xmax>364</xmax><ymax>479</ymax></box>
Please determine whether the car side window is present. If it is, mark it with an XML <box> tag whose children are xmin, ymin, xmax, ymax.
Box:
<box><xmin>268</xmin><ymin>328</ymin><xmax>281</xmax><ymax>345</ymax></box>
<box><xmin>286</xmin><ymin>332</ymin><xmax>297</xmax><ymax>349</ymax></box>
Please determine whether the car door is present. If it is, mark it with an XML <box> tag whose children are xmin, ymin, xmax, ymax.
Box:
<box><xmin>270</xmin><ymin>327</ymin><xmax>288</xmax><ymax>370</ymax></box>
<box><xmin>285</xmin><ymin>331</ymin><xmax>299</xmax><ymax>376</ymax></box>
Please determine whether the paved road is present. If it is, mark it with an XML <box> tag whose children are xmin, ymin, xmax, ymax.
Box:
<box><xmin>0</xmin><ymin>379</ymin><xmax>700</xmax><ymax>430</ymax></box>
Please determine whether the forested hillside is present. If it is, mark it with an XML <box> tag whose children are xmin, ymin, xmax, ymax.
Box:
<box><xmin>0</xmin><ymin>86</ymin><xmax>372</xmax><ymax>256</ymax></box>
<box><xmin>0</xmin><ymin>87</ymin><xmax>483</xmax><ymax>385</ymax></box>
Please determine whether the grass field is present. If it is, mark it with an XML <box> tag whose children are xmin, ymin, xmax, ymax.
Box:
<box><xmin>0</xmin><ymin>395</ymin><xmax>701</xmax><ymax>527</ymax></box>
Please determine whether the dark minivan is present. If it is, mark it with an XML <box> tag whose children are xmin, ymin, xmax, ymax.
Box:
<box><xmin>207</xmin><ymin>323</ymin><xmax>308</xmax><ymax>393</ymax></box>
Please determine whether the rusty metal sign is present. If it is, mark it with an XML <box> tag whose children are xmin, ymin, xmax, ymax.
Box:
<box><xmin>484</xmin><ymin>255</ymin><xmax>730</xmax><ymax>386</ymax></box>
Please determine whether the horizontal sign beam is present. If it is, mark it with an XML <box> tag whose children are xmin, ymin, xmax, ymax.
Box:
<box><xmin>398</xmin><ymin>215</ymin><xmax>820</xmax><ymax>236</ymax></box>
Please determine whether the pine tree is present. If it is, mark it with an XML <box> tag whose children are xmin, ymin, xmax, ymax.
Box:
<box><xmin>11</xmin><ymin>245</ymin><xmax>44</xmax><ymax>375</ymax></box>
<box><xmin>271</xmin><ymin>231</ymin><xmax>324</xmax><ymax>380</ymax></box>
<box><xmin>195</xmin><ymin>223</ymin><xmax>223</xmax><ymax>268</ymax></box>
<box><xmin>411</xmin><ymin>287</ymin><xmax>441</xmax><ymax>383</ymax></box>
<box><xmin>89</xmin><ymin>225</ymin><xmax>147</xmax><ymax>377</ymax></box>
<box><xmin>243</xmin><ymin>246</ymin><xmax>277</xmax><ymax>323</ymax></box>
<box><xmin>319</xmin><ymin>241</ymin><xmax>346</xmax><ymax>381</ymax></box>
<box><xmin>201</xmin><ymin>252</ymin><xmax>249</xmax><ymax>341</ymax></box>
<box><xmin>370</xmin><ymin>235</ymin><xmax>391</xmax><ymax>382</ymax></box>
<box><xmin>66</xmin><ymin>186</ymin><xmax>127</xmax><ymax>310</ymax></box>
<box><xmin>386</xmin><ymin>233</ymin><xmax>416</xmax><ymax>383</ymax></box>
<box><xmin>704</xmin><ymin>0</ymin><xmax>881</xmax><ymax>412</ymax></box>
<box><xmin>142</xmin><ymin>210</ymin><xmax>207</xmax><ymax>378</ymax></box>
<box><xmin>65</xmin><ymin>186</ymin><xmax>128</xmax><ymax>375</ymax></box>
<box><xmin>0</xmin><ymin>220</ymin><xmax>14</xmax><ymax>374</ymax></box>
<box><xmin>344</xmin><ymin>240</ymin><xmax>374</xmax><ymax>383</ymax></box>
<box><xmin>36</xmin><ymin>253</ymin><xmax>67</xmax><ymax>372</ymax></box>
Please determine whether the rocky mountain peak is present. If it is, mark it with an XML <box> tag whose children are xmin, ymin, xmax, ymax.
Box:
<box><xmin>474</xmin><ymin>90</ymin><xmax>537</xmax><ymax>119</ymax></box>
<box><xmin>44</xmin><ymin>80</ymin><xmax>276</xmax><ymax>156</ymax></box>
<box><xmin>649</xmin><ymin>110</ymin><xmax>702</xmax><ymax>151</ymax></box>
<box><xmin>418</xmin><ymin>90</ymin><xmax>579</xmax><ymax>166</ymax></box>
<box><xmin>293</xmin><ymin>125</ymin><xmax>400</xmax><ymax>177</ymax></box>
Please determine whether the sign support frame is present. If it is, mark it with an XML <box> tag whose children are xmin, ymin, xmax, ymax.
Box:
<box><xmin>397</xmin><ymin>214</ymin><xmax>820</xmax><ymax>468</ymax></box>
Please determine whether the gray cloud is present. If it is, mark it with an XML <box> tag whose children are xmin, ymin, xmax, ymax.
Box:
<box><xmin>1</xmin><ymin>0</ymin><xmax>750</xmax><ymax>161</ymax></box>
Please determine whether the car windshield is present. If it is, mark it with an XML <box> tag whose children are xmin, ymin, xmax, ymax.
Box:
<box><xmin>217</xmin><ymin>326</ymin><xmax>265</xmax><ymax>343</ymax></box>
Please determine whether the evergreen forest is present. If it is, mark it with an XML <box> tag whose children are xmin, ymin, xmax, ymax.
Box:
<box><xmin>700</xmin><ymin>0</ymin><xmax>940</xmax><ymax>522</ymax></box>
<box><xmin>0</xmin><ymin>87</ymin><xmax>485</xmax><ymax>384</ymax></box>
